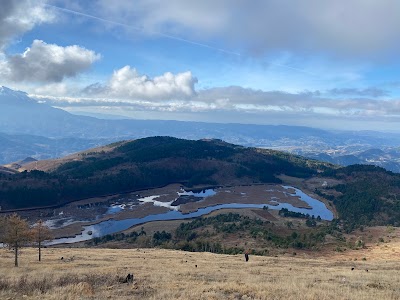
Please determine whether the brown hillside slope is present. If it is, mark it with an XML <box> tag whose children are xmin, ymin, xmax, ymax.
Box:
<box><xmin>0</xmin><ymin>166</ymin><xmax>17</xmax><ymax>175</ymax></box>
<box><xmin>0</xmin><ymin>246</ymin><xmax>399</xmax><ymax>300</ymax></box>
<box><xmin>20</xmin><ymin>141</ymin><xmax>127</xmax><ymax>172</ymax></box>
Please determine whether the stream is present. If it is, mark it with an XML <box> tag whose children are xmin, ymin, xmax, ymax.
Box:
<box><xmin>48</xmin><ymin>186</ymin><xmax>333</xmax><ymax>245</ymax></box>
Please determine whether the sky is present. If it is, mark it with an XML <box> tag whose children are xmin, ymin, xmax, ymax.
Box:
<box><xmin>1</xmin><ymin>0</ymin><xmax>400</xmax><ymax>131</ymax></box>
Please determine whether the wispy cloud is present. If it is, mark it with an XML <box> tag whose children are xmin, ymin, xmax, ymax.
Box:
<box><xmin>328</xmin><ymin>87</ymin><xmax>389</xmax><ymax>97</ymax></box>
<box><xmin>71</xmin><ymin>0</ymin><xmax>400</xmax><ymax>59</ymax></box>
<box><xmin>32</xmin><ymin>84</ymin><xmax>400</xmax><ymax>121</ymax></box>
<box><xmin>46</xmin><ymin>2</ymin><xmax>318</xmax><ymax>76</ymax></box>
<box><xmin>45</xmin><ymin>3</ymin><xmax>241</xmax><ymax>56</ymax></box>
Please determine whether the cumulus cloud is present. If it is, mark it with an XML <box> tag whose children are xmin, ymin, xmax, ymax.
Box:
<box><xmin>87</xmin><ymin>0</ymin><xmax>400</xmax><ymax>59</ymax></box>
<box><xmin>1</xmin><ymin>40</ymin><xmax>100</xmax><ymax>82</ymax></box>
<box><xmin>0</xmin><ymin>0</ymin><xmax>54</xmax><ymax>50</ymax></box>
<box><xmin>0</xmin><ymin>2</ymin><xmax>99</xmax><ymax>84</ymax></box>
<box><xmin>82</xmin><ymin>66</ymin><xmax>197</xmax><ymax>100</ymax></box>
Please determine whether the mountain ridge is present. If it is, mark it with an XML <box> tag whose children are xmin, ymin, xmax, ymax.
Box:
<box><xmin>0</xmin><ymin>136</ymin><xmax>331</xmax><ymax>211</ymax></box>
<box><xmin>2</xmin><ymin>86</ymin><xmax>400</xmax><ymax>173</ymax></box>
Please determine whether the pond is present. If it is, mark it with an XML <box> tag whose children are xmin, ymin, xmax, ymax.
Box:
<box><xmin>48</xmin><ymin>186</ymin><xmax>333</xmax><ymax>245</ymax></box>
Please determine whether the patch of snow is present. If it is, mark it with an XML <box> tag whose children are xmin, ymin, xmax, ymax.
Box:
<box><xmin>138</xmin><ymin>195</ymin><xmax>180</xmax><ymax>211</ymax></box>
<box><xmin>43</xmin><ymin>218</ymin><xmax>79</xmax><ymax>229</ymax></box>
<box><xmin>106</xmin><ymin>204</ymin><xmax>126</xmax><ymax>214</ymax></box>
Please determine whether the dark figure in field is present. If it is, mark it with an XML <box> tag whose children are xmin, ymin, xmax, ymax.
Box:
<box><xmin>124</xmin><ymin>273</ymin><xmax>134</xmax><ymax>283</ymax></box>
<box><xmin>244</xmin><ymin>252</ymin><xmax>249</xmax><ymax>262</ymax></box>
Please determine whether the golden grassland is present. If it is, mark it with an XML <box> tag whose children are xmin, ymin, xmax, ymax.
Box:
<box><xmin>1</xmin><ymin>242</ymin><xmax>399</xmax><ymax>300</ymax></box>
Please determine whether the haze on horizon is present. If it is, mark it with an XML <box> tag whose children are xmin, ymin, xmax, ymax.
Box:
<box><xmin>1</xmin><ymin>0</ymin><xmax>400</xmax><ymax>132</ymax></box>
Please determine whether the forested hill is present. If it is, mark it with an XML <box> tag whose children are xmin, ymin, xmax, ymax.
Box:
<box><xmin>2</xmin><ymin>137</ymin><xmax>400</xmax><ymax>229</ymax></box>
<box><xmin>319</xmin><ymin>164</ymin><xmax>400</xmax><ymax>228</ymax></box>
<box><xmin>0</xmin><ymin>137</ymin><xmax>331</xmax><ymax>210</ymax></box>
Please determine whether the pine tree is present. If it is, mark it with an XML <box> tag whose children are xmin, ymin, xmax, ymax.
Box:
<box><xmin>2</xmin><ymin>214</ymin><xmax>32</xmax><ymax>267</ymax></box>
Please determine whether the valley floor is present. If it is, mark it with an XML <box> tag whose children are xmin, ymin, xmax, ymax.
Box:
<box><xmin>0</xmin><ymin>244</ymin><xmax>399</xmax><ymax>300</ymax></box>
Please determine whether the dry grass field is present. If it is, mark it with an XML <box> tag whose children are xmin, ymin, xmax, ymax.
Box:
<box><xmin>1</xmin><ymin>244</ymin><xmax>399</xmax><ymax>300</ymax></box>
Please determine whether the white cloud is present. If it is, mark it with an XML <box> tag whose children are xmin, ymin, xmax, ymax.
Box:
<box><xmin>86</xmin><ymin>0</ymin><xmax>400</xmax><ymax>59</ymax></box>
<box><xmin>35</xmin><ymin>84</ymin><xmax>400</xmax><ymax>121</ymax></box>
<box><xmin>0</xmin><ymin>0</ymin><xmax>54</xmax><ymax>50</ymax></box>
<box><xmin>1</xmin><ymin>40</ymin><xmax>100</xmax><ymax>82</ymax></box>
<box><xmin>0</xmin><ymin>1</ymin><xmax>100</xmax><ymax>85</ymax></box>
<box><xmin>33</xmin><ymin>82</ymin><xmax>68</xmax><ymax>96</ymax></box>
<box><xmin>93</xmin><ymin>0</ymin><xmax>229</xmax><ymax>37</ymax></box>
<box><xmin>83</xmin><ymin>66</ymin><xmax>197</xmax><ymax>100</ymax></box>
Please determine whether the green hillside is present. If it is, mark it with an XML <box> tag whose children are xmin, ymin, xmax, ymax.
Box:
<box><xmin>318</xmin><ymin>164</ymin><xmax>400</xmax><ymax>228</ymax></box>
<box><xmin>0</xmin><ymin>137</ymin><xmax>330</xmax><ymax>210</ymax></box>
<box><xmin>1</xmin><ymin>137</ymin><xmax>400</xmax><ymax>230</ymax></box>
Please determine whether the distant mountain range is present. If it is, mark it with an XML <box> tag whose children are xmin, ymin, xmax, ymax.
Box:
<box><xmin>1</xmin><ymin>86</ymin><xmax>400</xmax><ymax>171</ymax></box>
<box><xmin>0</xmin><ymin>132</ymin><xmax>115</xmax><ymax>165</ymax></box>
<box><xmin>296</xmin><ymin>147</ymin><xmax>400</xmax><ymax>173</ymax></box>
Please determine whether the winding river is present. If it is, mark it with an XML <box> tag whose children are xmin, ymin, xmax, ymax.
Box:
<box><xmin>49</xmin><ymin>186</ymin><xmax>333</xmax><ymax>245</ymax></box>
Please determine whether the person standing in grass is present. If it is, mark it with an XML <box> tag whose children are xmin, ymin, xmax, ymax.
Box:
<box><xmin>244</xmin><ymin>249</ymin><xmax>249</xmax><ymax>262</ymax></box>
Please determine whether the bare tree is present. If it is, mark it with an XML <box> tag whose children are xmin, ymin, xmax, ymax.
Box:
<box><xmin>2</xmin><ymin>214</ymin><xmax>32</xmax><ymax>267</ymax></box>
<box><xmin>31</xmin><ymin>220</ymin><xmax>53</xmax><ymax>261</ymax></box>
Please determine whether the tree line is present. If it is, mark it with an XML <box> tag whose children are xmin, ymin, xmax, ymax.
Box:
<box><xmin>86</xmin><ymin>213</ymin><xmax>332</xmax><ymax>253</ymax></box>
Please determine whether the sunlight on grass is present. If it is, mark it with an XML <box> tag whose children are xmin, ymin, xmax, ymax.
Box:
<box><xmin>0</xmin><ymin>247</ymin><xmax>399</xmax><ymax>299</ymax></box>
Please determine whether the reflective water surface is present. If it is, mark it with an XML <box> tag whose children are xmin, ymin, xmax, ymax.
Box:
<box><xmin>49</xmin><ymin>186</ymin><xmax>333</xmax><ymax>245</ymax></box>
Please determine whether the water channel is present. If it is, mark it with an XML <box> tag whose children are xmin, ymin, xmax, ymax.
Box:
<box><xmin>49</xmin><ymin>186</ymin><xmax>333</xmax><ymax>245</ymax></box>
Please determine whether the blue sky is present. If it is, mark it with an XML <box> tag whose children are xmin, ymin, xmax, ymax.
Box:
<box><xmin>1</xmin><ymin>0</ymin><xmax>400</xmax><ymax>131</ymax></box>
